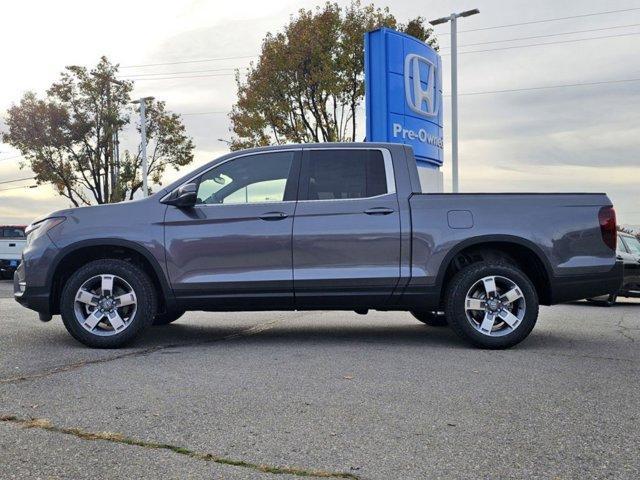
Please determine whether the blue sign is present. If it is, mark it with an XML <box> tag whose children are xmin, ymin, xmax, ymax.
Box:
<box><xmin>365</xmin><ymin>28</ymin><xmax>443</xmax><ymax>167</ymax></box>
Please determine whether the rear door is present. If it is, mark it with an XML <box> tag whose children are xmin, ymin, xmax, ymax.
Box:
<box><xmin>292</xmin><ymin>147</ymin><xmax>401</xmax><ymax>308</ymax></box>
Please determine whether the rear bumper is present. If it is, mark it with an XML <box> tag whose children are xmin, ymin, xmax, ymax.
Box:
<box><xmin>551</xmin><ymin>261</ymin><xmax>623</xmax><ymax>304</ymax></box>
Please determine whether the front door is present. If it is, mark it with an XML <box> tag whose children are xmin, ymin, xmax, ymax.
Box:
<box><xmin>292</xmin><ymin>148</ymin><xmax>401</xmax><ymax>308</ymax></box>
<box><xmin>164</xmin><ymin>150</ymin><xmax>301</xmax><ymax>310</ymax></box>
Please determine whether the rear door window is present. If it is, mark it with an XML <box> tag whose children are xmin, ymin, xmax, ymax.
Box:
<box><xmin>622</xmin><ymin>235</ymin><xmax>640</xmax><ymax>255</ymax></box>
<box><xmin>301</xmin><ymin>149</ymin><xmax>390</xmax><ymax>201</ymax></box>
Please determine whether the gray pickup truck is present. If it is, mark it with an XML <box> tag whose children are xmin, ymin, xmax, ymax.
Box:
<box><xmin>15</xmin><ymin>143</ymin><xmax>621</xmax><ymax>349</ymax></box>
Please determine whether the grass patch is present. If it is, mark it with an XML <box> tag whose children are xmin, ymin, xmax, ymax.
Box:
<box><xmin>1</xmin><ymin>415</ymin><xmax>359</xmax><ymax>479</ymax></box>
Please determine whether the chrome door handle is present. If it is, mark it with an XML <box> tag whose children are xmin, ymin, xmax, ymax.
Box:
<box><xmin>259</xmin><ymin>212</ymin><xmax>288</xmax><ymax>221</ymax></box>
<box><xmin>364</xmin><ymin>207</ymin><xmax>394</xmax><ymax>215</ymax></box>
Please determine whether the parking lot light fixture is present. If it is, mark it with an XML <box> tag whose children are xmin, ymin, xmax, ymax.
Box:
<box><xmin>430</xmin><ymin>8</ymin><xmax>480</xmax><ymax>193</ymax></box>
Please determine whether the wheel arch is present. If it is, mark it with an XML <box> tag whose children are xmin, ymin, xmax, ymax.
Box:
<box><xmin>48</xmin><ymin>238</ymin><xmax>174</xmax><ymax>315</ymax></box>
<box><xmin>436</xmin><ymin>235</ymin><xmax>553</xmax><ymax>305</ymax></box>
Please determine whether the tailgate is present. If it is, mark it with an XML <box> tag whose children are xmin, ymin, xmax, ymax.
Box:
<box><xmin>0</xmin><ymin>239</ymin><xmax>26</xmax><ymax>260</ymax></box>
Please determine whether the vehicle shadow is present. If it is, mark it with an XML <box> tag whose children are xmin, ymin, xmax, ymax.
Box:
<box><xmin>140</xmin><ymin>316</ymin><xmax>620</xmax><ymax>352</ymax></box>
<box><xmin>566</xmin><ymin>299</ymin><xmax>640</xmax><ymax>308</ymax></box>
<box><xmin>142</xmin><ymin>320</ymin><xmax>467</xmax><ymax>350</ymax></box>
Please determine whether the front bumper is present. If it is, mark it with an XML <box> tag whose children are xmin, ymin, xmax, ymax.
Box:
<box><xmin>13</xmin><ymin>247</ymin><xmax>55</xmax><ymax>316</ymax></box>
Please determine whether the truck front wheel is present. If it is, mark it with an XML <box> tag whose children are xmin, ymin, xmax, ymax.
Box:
<box><xmin>60</xmin><ymin>259</ymin><xmax>157</xmax><ymax>348</ymax></box>
<box><xmin>444</xmin><ymin>261</ymin><xmax>539</xmax><ymax>349</ymax></box>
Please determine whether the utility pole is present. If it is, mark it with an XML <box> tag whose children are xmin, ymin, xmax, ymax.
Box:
<box><xmin>430</xmin><ymin>9</ymin><xmax>479</xmax><ymax>193</ymax></box>
<box><xmin>132</xmin><ymin>97</ymin><xmax>155</xmax><ymax>197</ymax></box>
<box><xmin>91</xmin><ymin>72</ymin><xmax>126</xmax><ymax>201</ymax></box>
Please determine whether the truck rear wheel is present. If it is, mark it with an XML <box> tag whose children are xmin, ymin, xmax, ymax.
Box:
<box><xmin>411</xmin><ymin>311</ymin><xmax>447</xmax><ymax>327</ymax></box>
<box><xmin>60</xmin><ymin>259</ymin><xmax>157</xmax><ymax>348</ymax></box>
<box><xmin>444</xmin><ymin>261</ymin><xmax>538</xmax><ymax>349</ymax></box>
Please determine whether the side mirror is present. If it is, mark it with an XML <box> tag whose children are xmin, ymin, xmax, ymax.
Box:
<box><xmin>162</xmin><ymin>183</ymin><xmax>198</xmax><ymax>208</ymax></box>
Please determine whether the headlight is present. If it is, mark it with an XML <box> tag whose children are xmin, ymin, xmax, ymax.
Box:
<box><xmin>25</xmin><ymin>217</ymin><xmax>66</xmax><ymax>244</ymax></box>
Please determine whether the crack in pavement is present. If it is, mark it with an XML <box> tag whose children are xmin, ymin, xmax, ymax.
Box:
<box><xmin>0</xmin><ymin>317</ymin><xmax>283</xmax><ymax>385</ymax></box>
<box><xmin>0</xmin><ymin>415</ymin><xmax>360</xmax><ymax>479</ymax></box>
<box><xmin>616</xmin><ymin>312</ymin><xmax>638</xmax><ymax>343</ymax></box>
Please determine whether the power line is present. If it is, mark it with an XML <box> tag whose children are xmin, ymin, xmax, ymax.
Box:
<box><xmin>439</xmin><ymin>22</ymin><xmax>640</xmax><ymax>49</ymax></box>
<box><xmin>181</xmin><ymin>111</ymin><xmax>228</xmax><ymax>116</ymax></box>
<box><xmin>120</xmin><ymin>55</ymin><xmax>257</xmax><ymax>69</ymax></box>
<box><xmin>0</xmin><ymin>176</ymin><xmax>34</xmax><ymax>186</ymax></box>
<box><xmin>453</xmin><ymin>77</ymin><xmax>640</xmax><ymax>97</ymax></box>
<box><xmin>120</xmin><ymin>67</ymin><xmax>238</xmax><ymax>78</ymax></box>
<box><xmin>441</xmin><ymin>31</ymin><xmax>640</xmax><ymax>56</ymax></box>
<box><xmin>436</xmin><ymin>6</ymin><xmax>640</xmax><ymax>35</ymax></box>
<box><xmin>120</xmin><ymin>72</ymin><xmax>236</xmax><ymax>81</ymax></box>
<box><xmin>119</xmin><ymin>31</ymin><xmax>640</xmax><ymax>82</ymax></box>
<box><xmin>174</xmin><ymin>77</ymin><xmax>640</xmax><ymax>114</ymax></box>
<box><xmin>0</xmin><ymin>184</ymin><xmax>37</xmax><ymax>193</ymax></box>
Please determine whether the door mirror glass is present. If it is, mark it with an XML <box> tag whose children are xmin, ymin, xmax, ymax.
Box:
<box><xmin>163</xmin><ymin>183</ymin><xmax>198</xmax><ymax>208</ymax></box>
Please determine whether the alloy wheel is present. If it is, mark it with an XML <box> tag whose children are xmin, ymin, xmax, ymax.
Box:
<box><xmin>73</xmin><ymin>274</ymin><xmax>137</xmax><ymax>336</ymax></box>
<box><xmin>464</xmin><ymin>275</ymin><xmax>526</xmax><ymax>337</ymax></box>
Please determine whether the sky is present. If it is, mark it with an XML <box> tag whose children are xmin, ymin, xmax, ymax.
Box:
<box><xmin>0</xmin><ymin>0</ymin><xmax>639</xmax><ymax>227</ymax></box>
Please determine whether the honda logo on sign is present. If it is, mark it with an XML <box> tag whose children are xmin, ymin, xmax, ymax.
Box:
<box><xmin>404</xmin><ymin>54</ymin><xmax>440</xmax><ymax>117</ymax></box>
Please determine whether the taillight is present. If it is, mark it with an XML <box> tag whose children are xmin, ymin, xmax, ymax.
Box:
<box><xmin>598</xmin><ymin>206</ymin><xmax>616</xmax><ymax>251</ymax></box>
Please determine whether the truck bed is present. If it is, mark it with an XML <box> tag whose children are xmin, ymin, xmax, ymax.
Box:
<box><xmin>406</xmin><ymin>192</ymin><xmax>619</xmax><ymax>304</ymax></box>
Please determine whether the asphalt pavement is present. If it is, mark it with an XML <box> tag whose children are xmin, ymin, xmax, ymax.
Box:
<box><xmin>1</xmin><ymin>279</ymin><xmax>638</xmax><ymax>479</ymax></box>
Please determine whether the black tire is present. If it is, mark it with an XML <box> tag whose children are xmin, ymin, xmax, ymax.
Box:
<box><xmin>60</xmin><ymin>259</ymin><xmax>157</xmax><ymax>348</ymax></box>
<box><xmin>411</xmin><ymin>311</ymin><xmax>448</xmax><ymax>327</ymax></box>
<box><xmin>153</xmin><ymin>309</ymin><xmax>185</xmax><ymax>326</ymax></box>
<box><xmin>445</xmin><ymin>261</ymin><xmax>539</xmax><ymax>349</ymax></box>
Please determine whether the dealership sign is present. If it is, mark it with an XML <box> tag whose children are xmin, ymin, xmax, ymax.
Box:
<box><xmin>365</xmin><ymin>28</ymin><xmax>443</xmax><ymax>166</ymax></box>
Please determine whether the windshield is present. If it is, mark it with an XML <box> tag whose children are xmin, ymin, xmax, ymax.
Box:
<box><xmin>623</xmin><ymin>235</ymin><xmax>640</xmax><ymax>255</ymax></box>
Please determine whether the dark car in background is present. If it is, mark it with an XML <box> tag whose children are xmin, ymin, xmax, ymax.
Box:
<box><xmin>588</xmin><ymin>232</ymin><xmax>640</xmax><ymax>305</ymax></box>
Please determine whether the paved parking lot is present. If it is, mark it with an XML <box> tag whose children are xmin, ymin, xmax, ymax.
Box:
<box><xmin>1</xmin><ymin>278</ymin><xmax>639</xmax><ymax>479</ymax></box>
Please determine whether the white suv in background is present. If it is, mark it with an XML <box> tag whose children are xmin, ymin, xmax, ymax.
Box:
<box><xmin>0</xmin><ymin>226</ymin><xmax>26</xmax><ymax>279</ymax></box>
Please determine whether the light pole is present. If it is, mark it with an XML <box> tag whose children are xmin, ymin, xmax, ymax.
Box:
<box><xmin>132</xmin><ymin>97</ymin><xmax>155</xmax><ymax>197</ymax></box>
<box><xmin>430</xmin><ymin>8</ymin><xmax>479</xmax><ymax>193</ymax></box>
